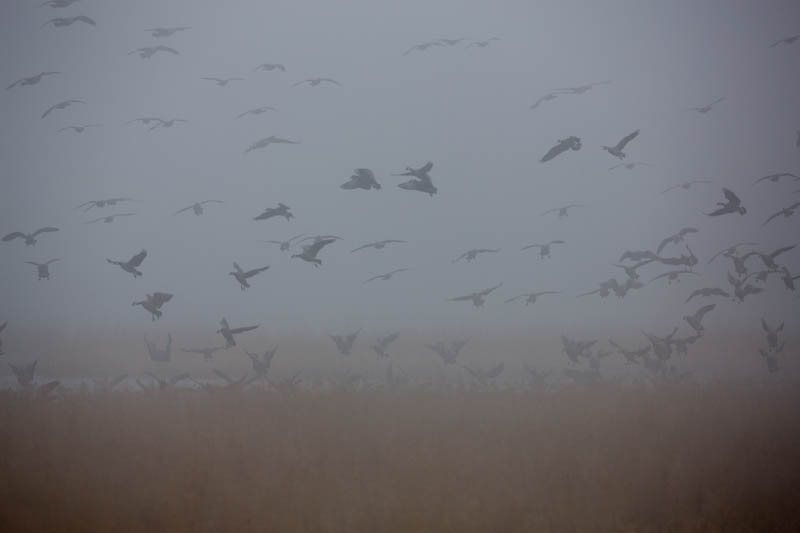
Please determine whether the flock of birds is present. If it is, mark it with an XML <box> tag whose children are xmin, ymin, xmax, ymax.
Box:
<box><xmin>1</xmin><ymin>3</ymin><xmax>799</xmax><ymax>394</ymax></box>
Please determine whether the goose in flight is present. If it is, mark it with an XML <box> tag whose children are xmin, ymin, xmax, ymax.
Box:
<box><xmin>175</xmin><ymin>200</ymin><xmax>223</xmax><ymax>216</ymax></box>
<box><xmin>58</xmin><ymin>124</ymin><xmax>101</xmax><ymax>133</ymax></box>
<box><xmin>182</xmin><ymin>346</ymin><xmax>227</xmax><ymax>362</ymax></box>
<box><xmin>530</xmin><ymin>92</ymin><xmax>560</xmax><ymax>110</ymax></box>
<box><xmin>656</xmin><ymin>228</ymin><xmax>698</xmax><ymax>254</ymax></box>
<box><xmin>41</xmin><ymin>99</ymin><xmax>85</xmax><ymax>119</ymax></box>
<box><xmin>260</xmin><ymin>233</ymin><xmax>306</xmax><ymax>252</ymax></box>
<box><xmin>293</xmin><ymin>77</ymin><xmax>341</xmax><ymax>87</ymax></box>
<box><xmin>42</xmin><ymin>16</ymin><xmax>96</xmax><ymax>27</ymax></box>
<box><xmin>86</xmin><ymin>213</ymin><xmax>136</xmax><ymax>224</ymax></box>
<box><xmin>26</xmin><ymin>259</ymin><xmax>59</xmax><ymax>280</ymax></box>
<box><xmin>554</xmin><ymin>81</ymin><xmax>611</xmax><ymax>95</ymax></box>
<box><xmin>245</xmin><ymin>347</ymin><xmax>278</xmax><ymax>378</ymax></box>
<box><xmin>329</xmin><ymin>330</ymin><xmax>360</xmax><ymax>355</ymax></box>
<box><xmin>132</xmin><ymin>292</ymin><xmax>173</xmax><ymax>321</ymax></box>
<box><xmin>144</xmin><ymin>334</ymin><xmax>172</xmax><ymax>362</ymax></box>
<box><xmin>9</xmin><ymin>360</ymin><xmax>37</xmax><ymax>387</ymax></box>
<box><xmin>609</xmin><ymin>161</ymin><xmax>654</xmax><ymax>171</ymax></box>
<box><xmin>229</xmin><ymin>262</ymin><xmax>270</xmax><ymax>291</ymax></box>
<box><xmin>707</xmin><ymin>242</ymin><xmax>758</xmax><ymax>264</ymax></box>
<box><xmin>650</xmin><ymin>269</ymin><xmax>697</xmax><ymax>284</ymax></box>
<box><xmin>393</xmin><ymin>161</ymin><xmax>437</xmax><ymax>196</ymax></box>
<box><xmin>107</xmin><ymin>249</ymin><xmax>147</xmax><ymax>278</ymax></box>
<box><xmin>7</xmin><ymin>72</ymin><xmax>60</xmax><ymax>90</ymax></box>
<box><xmin>144</xmin><ymin>26</ymin><xmax>190</xmax><ymax>38</ymax></box>
<box><xmin>0</xmin><ymin>321</ymin><xmax>6</xmax><ymax>356</ymax></box>
<box><xmin>467</xmin><ymin>38</ymin><xmax>500</xmax><ymax>48</ymax></box>
<box><xmin>77</xmin><ymin>198</ymin><xmax>135</xmax><ymax>211</ymax></box>
<box><xmin>706</xmin><ymin>188</ymin><xmax>746</xmax><ymax>216</ymax></box>
<box><xmin>505</xmin><ymin>291</ymin><xmax>560</xmax><ymax>305</ymax></box>
<box><xmin>3</xmin><ymin>227</ymin><xmax>59</xmax><ymax>246</ymax></box>
<box><xmin>463</xmin><ymin>362</ymin><xmax>505</xmax><ymax>386</ymax></box>
<box><xmin>351</xmin><ymin>240</ymin><xmax>406</xmax><ymax>253</ymax></box>
<box><xmin>128</xmin><ymin>45</ymin><xmax>179</xmax><ymax>59</ymax></box>
<box><xmin>642</xmin><ymin>327</ymin><xmax>678</xmax><ymax>361</ymax></box>
<box><xmin>753</xmin><ymin>172</ymin><xmax>799</xmax><ymax>185</ymax></box>
<box><xmin>521</xmin><ymin>240</ymin><xmax>564</xmax><ymax>259</ymax></box>
<box><xmin>670</xmin><ymin>333</ymin><xmax>702</xmax><ymax>355</ymax></box>
<box><xmin>542</xmin><ymin>204</ymin><xmax>584</xmax><ymax>218</ymax></box>
<box><xmin>540</xmin><ymin>136</ymin><xmax>582</xmax><ymax>162</ymax></box>
<box><xmin>613</xmin><ymin>259</ymin><xmax>654</xmax><ymax>280</ymax></box>
<box><xmin>602</xmin><ymin>129</ymin><xmax>639</xmax><ymax>159</ymax></box>
<box><xmin>254</xmin><ymin>203</ymin><xmax>293</xmax><ymax>221</ymax></box>
<box><xmin>425</xmin><ymin>340</ymin><xmax>467</xmax><ymax>365</ymax></box>
<box><xmin>688</xmin><ymin>97</ymin><xmax>725</xmax><ymax>113</ymax></box>
<box><xmin>201</xmin><ymin>77</ymin><xmax>245</xmax><ymax>87</ymax></box>
<box><xmin>371</xmin><ymin>333</ymin><xmax>399</xmax><ymax>358</ymax></box>
<box><xmin>452</xmin><ymin>248</ymin><xmax>500</xmax><ymax>263</ymax></box>
<box><xmin>662</xmin><ymin>179</ymin><xmax>712</xmax><ymax>193</ymax></box>
<box><xmin>341</xmin><ymin>168</ymin><xmax>381</xmax><ymax>190</ymax></box>
<box><xmin>40</xmin><ymin>0</ymin><xmax>81</xmax><ymax>7</ymax></box>
<box><xmin>217</xmin><ymin>318</ymin><xmax>258</xmax><ymax>347</ymax></box>
<box><xmin>254</xmin><ymin>63</ymin><xmax>286</xmax><ymax>72</ymax></box>
<box><xmin>608</xmin><ymin>339</ymin><xmax>651</xmax><ymax>364</ymax></box>
<box><xmin>685</xmin><ymin>287</ymin><xmax>729</xmax><ymax>303</ymax></box>
<box><xmin>292</xmin><ymin>238</ymin><xmax>336</xmax><ymax>266</ymax></box>
<box><xmin>763</xmin><ymin>202</ymin><xmax>800</xmax><ymax>225</ymax></box>
<box><xmin>403</xmin><ymin>41</ymin><xmax>445</xmax><ymax>55</ymax></box>
<box><xmin>447</xmin><ymin>283</ymin><xmax>502</xmax><ymax>308</ymax></box>
<box><xmin>769</xmin><ymin>34</ymin><xmax>800</xmax><ymax>47</ymax></box>
<box><xmin>147</xmin><ymin>118</ymin><xmax>186</xmax><ymax>131</ymax></box>
<box><xmin>561</xmin><ymin>336</ymin><xmax>596</xmax><ymax>364</ymax></box>
<box><xmin>684</xmin><ymin>304</ymin><xmax>715</xmax><ymax>335</ymax></box>
<box><xmin>235</xmin><ymin>106</ymin><xmax>277</xmax><ymax>119</ymax></box>
<box><xmin>364</xmin><ymin>268</ymin><xmax>411</xmax><ymax>283</ymax></box>
<box><xmin>726</xmin><ymin>272</ymin><xmax>763</xmax><ymax>302</ymax></box>
<box><xmin>762</xmin><ymin>319</ymin><xmax>783</xmax><ymax>351</ymax></box>
<box><xmin>244</xmin><ymin>135</ymin><xmax>299</xmax><ymax>154</ymax></box>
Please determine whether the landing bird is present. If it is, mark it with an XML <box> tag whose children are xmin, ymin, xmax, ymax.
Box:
<box><xmin>201</xmin><ymin>77</ymin><xmax>245</xmax><ymax>87</ymax></box>
<box><xmin>217</xmin><ymin>318</ymin><xmax>258</xmax><ymax>347</ymax></box>
<box><xmin>656</xmin><ymin>228</ymin><xmax>698</xmax><ymax>254</ymax></box>
<box><xmin>602</xmin><ymin>129</ymin><xmax>639</xmax><ymax>159</ymax></box>
<box><xmin>254</xmin><ymin>63</ymin><xmax>286</xmax><ymax>72</ymax></box>
<box><xmin>769</xmin><ymin>34</ymin><xmax>800</xmax><ymax>47</ymax></box>
<box><xmin>107</xmin><ymin>250</ymin><xmax>147</xmax><ymax>278</ymax></box>
<box><xmin>175</xmin><ymin>200</ymin><xmax>223</xmax><ymax>216</ymax></box>
<box><xmin>684</xmin><ymin>304</ymin><xmax>715</xmax><ymax>334</ymax></box>
<box><xmin>235</xmin><ymin>106</ymin><xmax>277</xmax><ymax>119</ymax></box>
<box><xmin>7</xmin><ymin>72</ymin><xmax>60</xmax><ymax>90</ymax></box>
<box><xmin>467</xmin><ymin>38</ymin><xmax>500</xmax><ymax>47</ymax></box>
<box><xmin>542</xmin><ymin>204</ymin><xmax>584</xmax><ymax>218</ymax></box>
<box><xmin>425</xmin><ymin>340</ymin><xmax>467</xmax><ymax>365</ymax></box>
<box><xmin>244</xmin><ymin>136</ymin><xmax>299</xmax><ymax>154</ymax></box>
<box><xmin>505</xmin><ymin>291</ymin><xmax>560</xmax><ymax>305</ymax></box>
<box><xmin>763</xmin><ymin>202</ymin><xmax>800</xmax><ymax>225</ymax></box>
<box><xmin>86</xmin><ymin>213</ymin><xmax>135</xmax><ymax>224</ymax></box>
<box><xmin>447</xmin><ymin>283</ymin><xmax>502</xmax><ymax>308</ymax></box>
<box><xmin>609</xmin><ymin>161</ymin><xmax>654</xmax><ymax>171</ymax></box>
<box><xmin>144</xmin><ymin>26</ymin><xmax>190</xmax><ymax>37</ymax></box>
<box><xmin>182</xmin><ymin>346</ymin><xmax>227</xmax><ymax>362</ymax></box>
<box><xmin>144</xmin><ymin>334</ymin><xmax>172</xmax><ymax>362</ymax></box>
<box><xmin>229</xmin><ymin>262</ymin><xmax>270</xmax><ymax>291</ymax></box>
<box><xmin>76</xmin><ymin>198</ymin><xmax>135</xmax><ymax>211</ymax></box>
<box><xmin>726</xmin><ymin>272</ymin><xmax>763</xmax><ymax>302</ymax></box>
<box><xmin>10</xmin><ymin>360</ymin><xmax>37</xmax><ymax>387</ymax></box>
<box><xmin>26</xmin><ymin>259</ymin><xmax>59</xmax><ymax>280</ymax></box>
<box><xmin>650</xmin><ymin>269</ymin><xmax>697</xmax><ymax>284</ymax></box>
<box><xmin>330</xmin><ymin>330</ymin><xmax>360</xmax><ymax>355</ymax></box>
<box><xmin>608</xmin><ymin>339</ymin><xmax>651</xmax><ymax>364</ymax></box>
<box><xmin>341</xmin><ymin>168</ymin><xmax>381</xmax><ymax>190</ymax></box>
<box><xmin>254</xmin><ymin>203</ymin><xmax>293</xmax><ymax>221</ymax></box>
<box><xmin>393</xmin><ymin>161</ymin><xmax>437</xmax><ymax>196</ymax></box>
<box><xmin>132</xmin><ymin>292</ymin><xmax>173</xmax><ymax>321</ymax></box>
<box><xmin>128</xmin><ymin>46</ymin><xmax>179</xmax><ymax>59</ymax></box>
<box><xmin>260</xmin><ymin>233</ymin><xmax>306</xmax><ymax>252</ymax></box>
<box><xmin>707</xmin><ymin>242</ymin><xmax>758</xmax><ymax>264</ymax></box>
<box><xmin>403</xmin><ymin>41</ymin><xmax>445</xmax><ymax>55</ymax></box>
<box><xmin>292</xmin><ymin>238</ymin><xmax>336</xmax><ymax>266</ymax></box>
<box><xmin>662</xmin><ymin>180</ymin><xmax>712</xmax><ymax>193</ymax></box>
<box><xmin>540</xmin><ymin>136</ymin><xmax>582</xmax><ymax>162</ymax></box>
<box><xmin>688</xmin><ymin>97</ymin><xmax>725</xmax><ymax>113</ymax></box>
<box><xmin>364</xmin><ymin>268</ymin><xmax>410</xmax><ymax>283</ymax></box>
<box><xmin>293</xmin><ymin>78</ymin><xmax>341</xmax><ymax>87</ymax></box>
<box><xmin>0</xmin><ymin>321</ymin><xmax>6</xmax><ymax>356</ymax></box>
<box><xmin>3</xmin><ymin>227</ymin><xmax>58</xmax><ymax>246</ymax></box>
<box><xmin>553</xmin><ymin>81</ymin><xmax>611</xmax><ymax>95</ymax></box>
<box><xmin>521</xmin><ymin>240</ymin><xmax>564</xmax><ymax>259</ymax></box>
<box><xmin>530</xmin><ymin>92</ymin><xmax>559</xmax><ymax>110</ymax></box>
<box><xmin>42</xmin><ymin>16</ymin><xmax>96</xmax><ymax>27</ymax></box>
<box><xmin>452</xmin><ymin>248</ymin><xmax>500</xmax><ymax>263</ymax></box>
<box><xmin>371</xmin><ymin>333</ymin><xmax>399</xmax><ymax>358</ymax></box>
<box><xmin>41</xmin><ymin>99</ymin><xmax>85</xmax><ymax>119</ymax></box>
<box><xmin>58</xmin><ymin>124</ymin><xmax>101</xmax><ymax>133</ymax></box>
<box><xmin>686</xmin><ymin>287</ymin><xmax>729</xmax><ymax>303</ymax></box>
<box><xmin>351</xmin><ymin>240</ymin><xmax>406</xmax><ymax>253</ymax></box>
<box><xmin>762</xmin><ymin>319</ymin><xmax>783</xmax><ymax>351</ymax></box>
<box><xmin>753</xmin><ymin>172</ymin><xmax>799</xmax><ymax>185</ymax></box>
<box><xmin>706</xmin><ymin>188</ymin><xmax>746</xmax><ymax>216</ymax></box>
<box><xmin>40</xmin><ymin>0</ymin><xmax>81</xmax><ymax>7</ymax></box>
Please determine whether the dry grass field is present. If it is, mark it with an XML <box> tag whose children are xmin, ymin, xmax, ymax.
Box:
<box><xmin>1</xmin><ymin>384</ymin><xmax>799</xmax><ymax>532</ymax></box>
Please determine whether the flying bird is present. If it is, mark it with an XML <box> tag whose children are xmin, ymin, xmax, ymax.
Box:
<box><xmin>293</xmin><ymin>78</ymin><xmax>341</xmax><ymax>87</ymax></box>
<box><xmin>86</xmin><ymin>213</ymin><xmax>136</xmax><ymax>224</ymax></box>
<box><xmin>128</xmin><ymin>46</ymin><xmax>179</xmax><ymax>59</ymax></box>
<box><xmin>25</xmin><ymin>259</ymin><xmax>59</xmax><ymax>280</ymax></box>
<box><xmin>530</xmin><ymin>92</ymin><xmax>560</xmax><ymax>110</ymax></box>
<box><xmin>753</xmin><ymin>172</ymin><xmax>799</xmax><ymax>185</ymax></box>
<box><xmin>245</xmin><ymin>347</ymin><xmax>278</xmax><ymax>378</ymax></box>
<box><xmin>505</xmin><ymin>291</ymin><xmax>561</xmax><ymax>305</ymax></box>
<box><xmin>254</xmin><ymin>203</ymin><xmax>293</xmax><ymax>221</ymax></box>
<box><xmin>403</xmin><ymin>41</ymin><xmax>445</xmax><ymax>55</ymax></box>
<box><xmin>609</xmin><ymin>161</ymin><xmax>654</xmax><ymax>171</ymax></box>
<box><xmin>351</xmin><ymin>240</ymin><xmax>406</xmax><ymax>253</ymax></box>
<box><xmin>684</xmin><ymin>304</ymin><xmax>716</xmax><ymax>334</ymax></box>
<box><xmin>602</xmin><ymin>129</ymin><xmax>640</xmax><ymax>159</ymax></box>
<box><xmin>146</xmin><ymin>118</ymin><xmax>186</xmax><ymax>131</ymax></box>
<box><xmin>9</xmin><ymin>360</ymin><xmax>37</xmax><ymax>387</ymax></box>
<box><xmin>521</xmin><ymin>240</ymin><xmax>564</xmax><ymax>259</ymax></box>
<box><xmin>769</xmin><ymin>34</ymin><xmax>800</xmax><ymax>47</ymax></box>
<box><xmin>613</xmin><ymin>259</ymin><xmax>654</xmax><ymax>280</ymax></box>
<box><xmin>58</xmin><ymin>124</ymin><xmax>101</xmax><ymax>133</ymax></box>
<box><xmin>201</xmin><ymin>77</ymin><xmax>245</xmax><ymax>87</ymax></box>
<box><xmin>144</xmin><ymin>26</ymin><xmax>190</xmax><ymax>37</ymax></box>
<box><xmin>707</xmin><ymin>242</ymin><xmax>758</xmax><ymax>264</ymax></box>
<box><xmin>341</xmin><ymin>168</ymin><xmax>381</xmax><ymax>190</ymax></box>
<box><xmin>706</xmin><ymin>188</ymin><xmax>746</xmax><ymax>216</ymax></box>
<box><xmin>688</xmin><ymin>97</ymin><xmax>725</xmax><ymax>113</ymax></box>
<box><xmin>229</xmin><ymin>262</ymin><xmax>270</xmax><ymax>291</ymax></box>
<box><xmin>685</xmin><ymin>287</ymin><xmax>730</xmax><ymax>303</ymax></box>
<box><xmin>7</xmin><ymin>72</ymin><xmax>60</xmax><ymax>90</ymax></box>
<box><xmin>540</xmin><ymin>136</ymin><xmax>582</xmax><ymax>162</ymax></box>
<box><xmin>175</xmin><ymin>200</ymin><xmax>223</xmax><ymax>216</ymax></box>
<box><xmin>447</xmin><ymin>283</ymin><xmax>502</xmax><ymax>308</ymax></box>
<box><xmin>438</xmin><ymin>38</ymin><xmax>470</xmax><ymax>46</ymax></box>
<box><xmin>542</xmin><ymin>204</ymin><xmax>584</xmax><ymax>218</ymax></box>
<box><xmin>650</xmin><ymin>269</ymin><xmax>697</xmax><ymax>284</ymax></box>
<box><xmin>452</xmin><ymin>248</ymin><xmax>501</xmax><ymax>263</ymax></box>
<box><xmin>42</xmin><ymin>16</ymin><xmax>96</xmax><ymax>27</ymax></box>
<box><xmin>426</xmin><ymin>341</ymin><xmax>468</xmax><ymax>365</ymax></box>
<box><xmin>144</xmin><ymin>335</ymin><xmax>172</xmax><ymax>363</ymax></box>
<box><xmin>761</xmin><ymin>319</ymin><xmax>784</xmax><ymax>351</ymax></box>
<box><xmin>41</xmin><ymin>99</ymin><xmax>85</xmax><ymax>119</ymax></box>
<box><xmin>254</xmin><ymin>63</ymin><xmax>286</xmax><ymax>72</ymax></box>
<box><xmin>743</xmin><ymin>245</ymin><xmax>796</xmax><ymax>271</ymax></box>
<box><xmin>371</xmin><ymin>333</ymin><xmax>399</xmax><ymax>358</ymax></box>
<box><xmin>726</xmin><ymin>272</ymin><xmax>763</xmax><ymax>302</ymax></box>
<box><xmin>292</xmin><ymin>238</ymin><xmax>336</xmax><ymax>266</ymax></box>
<box><xmin>656</xmin><ymin>228</ymin><xmax>698</xmax><ymax>254</ymax></box>
<box><xmin>235</xmin><ymin>106</ymin><xmax>277</xmax><ymax>119</ymax></box>
<box><xmin>763</xmin><ymin>202</ymin><xmax>800</xmax><ymax>225</ymax></box>
<box><xmin>364</xmin><ymin>268</ymin><xmax>411</xmax><ymax>283</ymax></box>
<box><xmin>260</xmin><ymin>233</ymin><xmax>306</xmax><ymax>252</ymax></box>
<box><xmin>467</xmin><ymin>38</ymin><xmax>500</xmax><ymax>48</ymax></box>
<box><xmin>107</xmin><ymin>250</ymin><xmax>147</xmax><ymax>278</ymax></box>
<box><xmin>216</xmin><ymin>318</ymin><xmax>259</xmax><ymax>348</ymax></box>
<box><xmin>3</xmin><ymin>227</ymin><xmax>59</xmax><ymax>246</ymax></box>
<box><xmin>619</xmin><ymin>250</ymin><xmax>657</xmax><ymax>263</ymax></box>
<box><xmin>132</xmin><ymin>292</ymin><xmax>173</xmax><ymax>321</ymax></box>
<box><xmin>329</xmin><ymin>330</ymin><xmax>360</xmax><ymax>355</ymax></box>
<box><xmin>463</xmin><ymin>362</ymin><xmax>505</xmax><ymax>386</ymax></box>
<box><xmin>244</xmin><ymin>136</ymin><xmax>299</xmax><ymax>154</ymax></box>
<box><xmin>777</xmin><ymin>267</ymin><xmax>800</xmax><ymax>291</ymax></box>
<box><xmin>608</xmin><ymin>340</ymin><xmax>651</xmax><ymax>364</ymax></box>
<box><xmin>393</xmin><ymin>161</ymin><xmax>437</xmax><ymax>196</ymax></box>
<box><xmin>553</xmin><ymin>81</ymin><xmax>611</xmax><ymax>95</ymax></box>
<box><xmin>76</xmin><ymin>198</ymin><xmax>134</xmax><ymax>211</ymax></box>
<box><xmin>662</xmin><ymin>180</ymin><xmax>712</xmax><ymax>193</ymax></box>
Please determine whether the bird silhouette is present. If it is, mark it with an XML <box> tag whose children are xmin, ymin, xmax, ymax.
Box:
<box><xmin>403</xmin><ymin>41</ymin><xmax>445</xmax><ymax>55</ymax></box>
<box><xmin>761</xmin><ymin>319</ymin><xmax>784</xmax><ymax>351</ymax></box>
<box><xmin>329</xmin><ymin>330</ymin><xmax>360</xmax><ymax>355</ymax></box>
<box><xmin>452</xmin><ymin>248</ymin><xmax>501</xmax><ymax>263</ymax></box>
<box><xmin>254</xmin><ymin>203</ymin><xmax>293</xmax><ymax>221</ymax></box>
<box><xmin>25</xmin><ymin>259</ymin><xmax>59</xmax><ymax>280</ymax></box>
<box><xmin>447</xmin><ymin>283</ymin><xmax>502</xmax><ymax>308</ymax></box>
<box><xmin>602</xmin><ymin>130</ymin><xmax>639</xmax><ymax>159</ymax></box>
<box><xmin>706</xmin><ymin>188</ymin><xmax>746</xmax><ymax>216</ymax></box>
<box><xmin>505</xmin><ymin>291</ymin><xmax>561</xmax><ymax>305</ymax></box>
<box><xmin>530</xmin><ymin>92</ymin><xmax>560</xmax><ymax>110</ymax></box>
<box><xmin>182</xmin><ymin>346</ymin><xmax>228</xmax><ymax>362</ymax></box>
<box><xmin>371</xmin><ymin>333</ymin><xmax>399</xmax><ymax>358</ymax></box>
<box><xmin>144</xmin><ymin>334</ymin><xmax>172</xmax><ymax>362</ymax></box>
<box><xmin>260</xmin><ymin>233</ymin><xmax>306</xmax><ymax>252</ymax></box>
<box><xmin>107</xmin><ymin>250</ymin><xmax>147</xmax><ymax>278</ymax></box>
<box><xmin>753</xmin><ymin>172</ymin><xmax>799</xmax><ymax>185</ymax></box>
<box><xmin>650</xmin><ymin>269</ymin><xmax>697</xmax><ymax>285</ymax></box>
<box><xmin>175</xmin><ymin>200</ymin><xmax>223</xmax><ymax>216</ymax></box>
<box><xmin>229</xmin><ymin>262</ymin><xmax>270</xmax><ymax>291</ymax></box>
<box><xmin>542</xmin><ymin>204</ymin><xmax>584</xmax><ymax>218</ymax></box>
<box><xmin>521</xmin><ymin>240</ymin><xmax>565</xmax><ymax>259</ymax></box>
<box><xmin>540</xmin><ymin>136</ymin><xmax>582</xmax><ymax>162</ymax></box>
<box><xmin>7</xmin><ymin>72</ymin><xmax>60</xmax><ymax>90</ymax></box>
<box><xmin>351</xmin><ymin>240</ymin><xmax>406</xmax><ymax>253</ymax></box>
<box><xmin>425</xmin><ymin>341</ymin><xmax>468</xmax><ymax>365</ymax></box>
<box><xmin>217</xmin><ymin>318</ymin><xmax>258</xmax><ymax>347</ymax></box>
<box><xmin>554</xmin><ymin>81</ymin><xmax>611</xmax><ymax>95</ymax></box>
<box><xmin>144</xmin><ymin>26</ymin><xmax>190</xmax><ymax>37</ymax></box>
<box><xmin>688</xmin><ymin>97</ymin><xmax>725</xmax><ymax>113</ymax></box>
<box><xmin>76</xmin><ymin>198</ymin><xmax>135</xmax><ymax>211</ymax></box>
<box><xmin>293</xmin><ymin>78</ymin><xmax>341</xmax><ymax>87</ymax></box>
<box><xmin>201</xmin><ymin>77</ymin><xmax>245</xmax><ymax>87</ymax></box>
<box><xmin>3</xmin><ymin>227</ymin><xmax>59</xmax><ymax>246</ymax></box>
<box><xmin>9</xmin><ymin>360</ymin><xmax>37</xmax><ymax>387</ymax></box>
<box><xmin>42</xmin><ymin>15</ymin><xmax>96</xmax><ymax>28</ymax></box>
<box><xmin>341</xmin><ymin>168</ymin><xmax>381</xmax><ymax>190</ymax></box>
<box><xmin>684</xmin><ymin>304</ymin><xmax>715</xmax><ymax>334</ymax></box>
<box><xmin>235</xmin><ymin>106</ymin><xmax>277</xmax><ymax>119</ymax></box>
<box><xmin>662</xmin><ymin>180</ymin><xmax>712</xmax><ymax>193</ymax></box>
<box><xmin>392</xmin><ymin>161</ymin><xmax>438</xmax><ymax>196</ymax></box>
<box><xmin>292</xmin><ymin>238</ymin><xmax>336</xmax><ymax>266</ymax></box>
<box><xmin>467</xmin><ymin>38</ymin><xmax>500</xmax><ymax>48</ymax></box>
<box><xmin>128</xmin><ymin>45</ymin><xmax>179</xmax><ymax>59</ymax></box>
<box><xmin>86</xmin><ymin>213</ymin><xmax>136</xmax><ymax>224</ymax></box>
<box><xmin>364</xmin><ymin>268</ymin><xmax>411</xmax><ymax>283</ymax></box>
<box><xmin>769</xmin><ymin>34</ymin><xmax>800</xmax><ymax>47</ymax></box>
<box><xmin>41</xmin><ymin>99</ymin><xmax>85</xmax><ymax>119</ymax></box>
<box><xmin>656</xmin><ymin>228</ymin><xmax>698</xmax><ymax>255</ymax></box>
<box><xmin>685</xmin><ymin>287</ymin><xmax>730</xmax><ymax>303</ymax></box>
<box><xmin>254</xmin><ymin>63</ymin><xmax>286</xmax><ymax>72</ymax></box>
<box><xmin>763</xmin><ymin>202</ymin><xmax>800</xmax><ymax>225</ymax></box>
<box><xmin>244</xmin><ymin>136</ymin><xmax>299</xmax><ymax>154</ymax></box>
<box><xmin>58</xmin><ymin>124</ymin><xmax>101</xmax><ymax>133</ymax></box>
<box><xmin>132</xmin><ymin>292</ymin><xmax>173</xmax><ymax>321</ymax></box>
<box><xmin>609</xmin><ymin>161</ymin><xmax>654</xmax><ymax>171</ymax></box>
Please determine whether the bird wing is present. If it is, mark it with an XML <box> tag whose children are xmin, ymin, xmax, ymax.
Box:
<box><xmin>230</xmin><ymin>325</ymin><xmax>258</xmax><ymax>335</ymax></box>
<box><xmin>306</xmin><ymin>238</ymin><xmax>335</xmax><ymax>256</ymax></box>
<box><xmin>769</xmin><ymin>245</ymin><xmax>796</xmax><ymax>259</ymax></box>
<box><xmin>174</xmin><ymin>205</ymin><xmax>194</xmax><ymax>215</ymax></box>
<box><xmin>763</xmin><ymin>211</ymin><xmax>783</xmax><ymax>225</ymax></box>
<box><xmin>478</xmin><ymin>283</ymin><xmax>502</xmax><ymax>296</ymax></box>
<box><xmin>695</xmin><ymin>304</ymin><xmax>716</xmax><ymax>320</ymax></box>
<box><xmin>706</xmin><ymin>205</ymin><xmax>733</xmax><ymax>217</ymax></box>
<box><xmin>158</xmin><ymin>46</ymin><xmax>180</xmax><ymax>54</ymax></box>
<box><xmin>656</xmin><ymin>236</ymin><xmax>673</xmax><ymax>255</ymax></box>
<box><xmin>351</xmin><ymin>244</ymin><xmax>371</xmax><ymax>253</ymax></box>
<box><xmin>151</xmin><ymin>292</ymin><xmax>173</xmax><ymax>306</ymax></box>
<box><xmin>76</xmin><ymin>16</ymin><xmax>96</xmax><ymax>25</ymax></box>
<box><xmin>243</xmin><ymin>265</ymin><xmax>270</xmax><ymax>277</ymax></box>
<box><xmin>504</xmin><ymin>295</ymin><xmax>524</xmax><ymax>303</ymax></box>
<box><xmin>32</xmin><ymin>227</ymin><xmax>59</xmax><ymax>237</ymax></box>
<box><xmin>44</xmin><ymin>258</ymin><xmax>60</xmax><ymax>265</ymax></box>
<box><xmin>614</xmin><ymin>129</ymin><xmax>640</xmax><ymax>150</ymax></box>
<box><xmin>213</xmin><ymin>369</ymin><xmax>234</xmax><ymax>384</ymax></box>
<box><xmin>128</xmin><ymin>250</ymin><xmax>147</xmax><ymax>267</ymax></box>
<box><xmin>2</xmin><ymin>232</ymin><xmax>26</xmax><ymax>241</ymax></box>
<box><xmin>540</xmin><ymin>140</ymin><xmax>569</xmax><ymax>162</ymax></box>
<box><xmin>722</xmin><ymin>188</ymin><xmax>740</xmax><ymax>205</ymax></box>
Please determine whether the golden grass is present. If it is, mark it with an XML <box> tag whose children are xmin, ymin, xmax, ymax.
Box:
<box><xmin>1</xmin><ymin>384</ymin><xmax>799</xmax><ymax>532</ymax></box>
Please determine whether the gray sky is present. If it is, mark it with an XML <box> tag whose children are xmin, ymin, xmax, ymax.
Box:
<box><xmin>1</xmin><ymin>0</ymin><xmax>799</xmax><ymax>375</ymax></box>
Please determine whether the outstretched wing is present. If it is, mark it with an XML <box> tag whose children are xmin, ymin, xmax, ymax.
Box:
<box><xmin>32</xmin><ymin>227</ymin><xmax>59</xmax><ymax>237</ymax></box>
<box><xmin>540</xmin><ymin>140</ymin><xmax>568</xmax><ymax>163</ymax></box>
<box><xmin>478</xmin><ymin>283</ymin><xmax>502</xmax><ymax>297</ymax></box>
<box><xmin>722</xmin><ymin>188</ymin><xmax>740</xmax><ymax>205</ymax></box>
<box><xmin>151</xmin><ymin>292</ymin><xmax>173</xmax><ymax>306</ymax></box>
<box><xmin>770</xmin><ymin>245</ymin><xmax>796</xmax><ymax>259</ymax></box>
<box><xmin>244</xmin><ymin>265</ymin><xmax>270</xmax><ymax>277</ymax></box>
<box><xmin>615</xmin><ymin>129</ymin><xmax>640</xmax><ymax>150</ymax></box>
<box><xmin>174</xmin><ymin>205</ymin><xmax>194</xmax><ymax>215</ymax></box>
<box><xmin>128</xmin><ymin>249</ymin><xmax>147</xmax><ymax>267</ymax></box>
<box><xmin>230</xmin><ymin>325</ymin><xmax>259</xmax><ymax>335</ymax></box>
<box><xmin>2</xmin><ymin>232</ymin><xmax>26</xmax><ymax>241</ymax></box>
<box><xmin>695</xmin><ymin>304</ymin><xmax>716</xmax><ymax>320</ymax></box>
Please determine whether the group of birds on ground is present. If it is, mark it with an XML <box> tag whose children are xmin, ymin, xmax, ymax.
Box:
<box><xmin>1</xmin><ymin>5</ymin><xmax>799</xmax><ymax>393</ymax></box>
